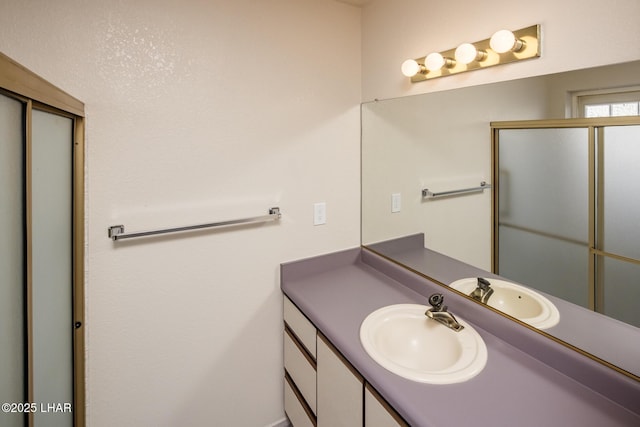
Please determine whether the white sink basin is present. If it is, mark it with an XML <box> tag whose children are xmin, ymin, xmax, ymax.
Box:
<box><xmin>360</xmin><ymin>304</ymin><xmax>487</xmax><ymax>384</ymax></box>
<box><xmin>449</xmin><ymin>278</ymin><xmax>560</xmax><ymax>329</ymax></box>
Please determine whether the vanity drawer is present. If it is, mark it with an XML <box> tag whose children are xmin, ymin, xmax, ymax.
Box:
<box><xmin>284</xmin><ymin>296</ymin><xmax>316</xmax><ymax>358</ymax></box>
<box><xmin>284</xmin><ymin>328</ymin><xmax>317</xmax><ymax>415</ymax></box>
<box><xmin>285</xmin><ymin>375</ymin><xmax>316</xmax><ymax>427</ymax></box>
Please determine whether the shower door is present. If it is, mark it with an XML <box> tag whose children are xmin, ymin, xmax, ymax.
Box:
<box><xmin>1</xmin><ymin>50</ymin><xmax>84</xmax><ymax>427</ymax></box>
<box><xmin>494</xmin><ymin>119</ymin><xmax>640</xmax><ymax>328</ymax></box>
<box><xmin>0</xmin><ymin>94</ymin><xmax>75</xmax><ymax>427</ymax></box>
<box><xmin>0</xmin><ymin>90</ymin><xmax>26</xmax><ymax>427</ymax></box>
<box><xmin>31</xmin><ymin>108</ymin><xmax>74</xmax><ymax>427</ymax></box>
<box><xmin>494</xmin><ymin>126</ymin><xmax>591</xmax><ymax>307</ymax></box>
<box><xmin>597</xmin><ymin>124</ymin><xmax>640</xmax><ymax>326</ymax></box>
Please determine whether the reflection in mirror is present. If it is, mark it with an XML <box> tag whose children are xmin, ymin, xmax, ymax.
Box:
<box><xmin>494</xmin><ymin>121</ymin><xmax>640</xmax><ymax>330</ymax></box>
<box><xmin>449</xmin><ymin>277</ymin><xmax>560</xmax><ymax>330</ymax></box>
<box><xmin>496</xmin><ymin>126</ymin><xmax>591</xmax><ymax>307</ymax></box>
<box><xmin>361</xmin><ymin>60</ymin><xmax>640</xmax><ymax>379</ymax></box>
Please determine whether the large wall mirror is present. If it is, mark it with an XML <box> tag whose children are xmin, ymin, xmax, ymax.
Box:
<box><xmin>361</xmin><ymin>60</ymin><xmax>640</xmax><ymax>380</ymax></box>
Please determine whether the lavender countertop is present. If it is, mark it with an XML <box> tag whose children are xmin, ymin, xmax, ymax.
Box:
<box><xmin>367</xmin><ymin>233</ymin><xmax>640</xmax><ymax>381</ymax></box>
<box><xmin>281</xmin><ymin>247</ymin><xmax>640</xmax><ymax>427</ymax></box>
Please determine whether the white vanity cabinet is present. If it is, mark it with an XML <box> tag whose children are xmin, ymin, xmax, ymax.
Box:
<box><xmin>317</xmin><ymin>333</ymin><xmax>363</xmax><ymax>426</ymax></box>
<box><xmin>365</xmin><ymin>384</ymin><xmax>408</xmax><ymax>427</ymax></box>
<box><xmin>283</xmin><ymin>296</ymin><xmax>408</xmax><ymax>427</ymax></box>
<box><xmin>283</xmin><ymin>297</ymin><xmax>317</xmax><ymax>426</ymax></box>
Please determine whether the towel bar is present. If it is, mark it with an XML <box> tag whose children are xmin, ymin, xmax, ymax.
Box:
<box><xmin>108</xmin><ymin>207</ymin><xmax>281</xmax><ymax>241</ymax></box>
<box><xmin>422</xmin><ymin>182</ymin><xmax>492</xmax><ymax>199</ymax></box>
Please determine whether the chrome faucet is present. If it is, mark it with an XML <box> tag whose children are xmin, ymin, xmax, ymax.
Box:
<box><xmin>470</xmin><ymin>277</ymin><xmax>494</xmax><ymax>304</ymax></box>
<box><xmin>425</xmin><ymin>293</ymin><xmax>464</xmax><ymax>332</ymax></box>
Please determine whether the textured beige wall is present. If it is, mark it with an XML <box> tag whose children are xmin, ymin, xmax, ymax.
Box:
<box><xmin>0</xmin><ymin>1</ymin><xmax>361</xmax><ymax>426</ymax></box>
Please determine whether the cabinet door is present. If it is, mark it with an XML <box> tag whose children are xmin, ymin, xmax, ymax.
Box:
<box><xmin>317</xmin><ymin>333</ymin><xmax>363</xmax><ymax>427</ymax></box>
<box><xmin>365</xmin><ymin>384</ymin><xmax>408</xmax><ymax>427</ymax></box>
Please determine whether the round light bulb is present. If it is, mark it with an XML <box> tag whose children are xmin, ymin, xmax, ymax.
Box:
<box><xmin>401</xmin><ymin>59</ymin><xmax>421</xmax><ymax>77</ymax></box>
<box><xmin>424</xmin><ymin>52</ymin><xmax>445</xmax><ymax>71</ymax></box>
<box><xmin>490</xmin><ymin>30</ymin><xmax>517</xmax><ymax>53</ymax></box>
<box><xmin>455</xmin><ymin>43</ymin><xmax>479</xmax><ymax>65</ymax></box>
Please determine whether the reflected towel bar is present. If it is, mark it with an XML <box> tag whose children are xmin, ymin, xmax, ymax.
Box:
<box><xmin>422</xmin><ymin>182</ymin><xmax>492</xmax><ymax>199</ymax></box>
<box><xmin>108</xmin><ymin>207</ymin><xmax>281</xmax><ymax>241</ymax></box>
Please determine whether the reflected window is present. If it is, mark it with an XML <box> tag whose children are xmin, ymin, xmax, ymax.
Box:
<box><xmin>574</xmin><ymin>87</ymin><xmax>640</xmax><ymax>118</ymax></box>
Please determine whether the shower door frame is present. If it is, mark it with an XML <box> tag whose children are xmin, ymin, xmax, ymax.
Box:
<box><xmin>491</xmin><ymin>116</ymin><xmax>640</xmax><ymax>313</ymax></box>
<box><xmin>0</xmin><ymin>52</ymin><xmax>85</xmax><ymax>427</ymax></box>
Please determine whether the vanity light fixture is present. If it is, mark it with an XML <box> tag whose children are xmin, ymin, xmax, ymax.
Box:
<box><xmin>401</xmin><ymin>59</ymin><xmax>426</xmax><ymax>77</ymax></box>
<box><xmin>424</xmin><ymin>52</ymin><xmax>455</xmax><ymax>71</ymax></box>
<box><xmin>403</xmin><ymin>24</ymin><xmax>540</xmax><ymax>82</ymax></box>
<box><xmin>454</xmin><ymin>43</ymin><xmax>487</xmax><ymax>65</ymax></box>
<box><xmin>490</xmin><ymin>29</ymin><xmax>525</xmax><ymax>53</ymax></box>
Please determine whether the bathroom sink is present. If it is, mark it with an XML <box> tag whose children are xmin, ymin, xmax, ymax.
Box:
<box><xmin>359</xmin><ymin>304</ymin><xmax>487</xmax><ymax>384</ymax></box>
<box><xmin>449</xmin><ymin>278</ymin><xmax>560</xmax><ymax>329</ymax></box>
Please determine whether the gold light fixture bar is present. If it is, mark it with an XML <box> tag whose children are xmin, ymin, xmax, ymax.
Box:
<box><xmin>407</xmin><ymin>24</ymin><xmax>540</xmax><ymax>82</ymax></box>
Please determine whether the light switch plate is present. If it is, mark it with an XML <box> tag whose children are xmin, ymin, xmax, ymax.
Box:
<box><xmin>392</xmin><ymin>193</ymin><xmax>401</xmax><ymax>213</ymax></box>
<box><xmin>314</xmin><ymin>202</ymin><xmax>326</xmax><ymax>225</ymax></box>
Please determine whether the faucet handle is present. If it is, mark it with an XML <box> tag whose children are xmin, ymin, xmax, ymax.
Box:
<box><xmin>477</xmin><ymin>277</ymin><xmax>492</xmax><ymax>291</ymax></box>
<box><xmin>428</xmin><ymin>293</ymin><xmax>446</xmax><ymax>312</ymax></box>
<box><xmin>426</xmin><ymin>293</ymin><xmax>464</xmax><ymax>332</ymax></box>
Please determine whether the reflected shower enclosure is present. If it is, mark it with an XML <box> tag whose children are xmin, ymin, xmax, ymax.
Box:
<box><xmin>493</xmin><ymin>121</ymin><xmax>640</xmax><ymax>328</ymax></box>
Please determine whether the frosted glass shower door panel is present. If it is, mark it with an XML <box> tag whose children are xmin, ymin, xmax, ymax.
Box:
<box><xmin>0</xmin><ymin>93</ymin><xmax>25</xmax><ymax>427</ymax></box>
<box><xmin>497</xmin><ymin>128</ymin><xmax>589</xmax><ymax>307</ymax></box>
<box><xmin>31</xmin><ymin>109</ymin><xmax>73</xmax><ymax>427</ymax></box>
<box><xmin>499</xmin><ymin>225</ymin><xmax>590</xmax><ymax>307</ymax></box>
<box><xmin>600</xmin><ymin>256</ymin><xmax>640</xmax><ymax>328</ymax></box>
<box><xmin>601</xmin><ymin>125</ymin><xmax>640</xmax><ymax>260</ymax></box>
